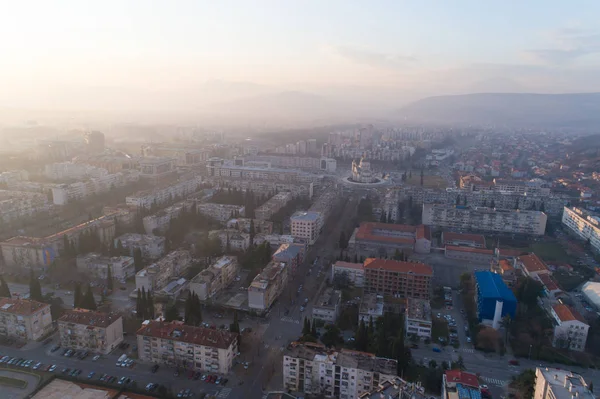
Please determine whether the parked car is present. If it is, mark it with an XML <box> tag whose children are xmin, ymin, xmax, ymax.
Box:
<box><xmin>509</xmin><ymin>359</ymin><xmax>520</xmax><ymax>366</ymax></box>
<box><xmin>151</xmin><ymin>364</ymin><xmax>159</xmax><ymax>373</ymax></box>
<box><xmin>88</xmin><ymin>371</ymin><xmax>96</xmax><ymax>379</ymax></box>
<box><xmin>432</xmin><ymin>347</ymin><xmax>441</xmax><ymax>353</ymax></box>
<box><xmin>49</xmin><ymin>365</ymin><xmax>57</xmax><ymax>372</ymax></box>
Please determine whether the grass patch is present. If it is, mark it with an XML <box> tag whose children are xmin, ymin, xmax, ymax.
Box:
<box><xmin>530</xmin><ymin>242</ymin><xmax>574</xmax><ymax>263</ymax></box>
<box><xmin>0</xmin><ymin>375</ymin><xmax>27</xmax><ymax>389</ymax></box>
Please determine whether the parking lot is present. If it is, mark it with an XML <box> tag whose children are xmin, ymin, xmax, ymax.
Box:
<box><xmin>432</xmin><ymin>289</ymin><xmax>473</xmax><ymax>349</ymax></box>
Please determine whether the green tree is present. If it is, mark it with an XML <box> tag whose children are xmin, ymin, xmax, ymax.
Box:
<box><xmin>230</xmin><ymin>311</ymin><xmax>240</xmax><ymax>334</ymax></box>
<box><xmin>116</xmin><ymin>239</ymin><xmax>125</xmax><ymax>256</ymax></box>
<box><xmin>135</xmin><ymin>289</ymin><xmax>143</xmax><ymax>318</ymax></box>
<box><xmin>106</xmin><ymin>265</ymin><xmax>113</xmax><ymax>291</ymax></box>
<box><xmin>74</xmin><ymin>283</ymin><xmax>83</xmax><ymax>308</ymax></box>
<box><xmin>355</xmin><ymin>320</ymin><xmax>368</xmax><ymax>351</ymax></box>
<box><xmin>302</xmin><ymin>317</ymin><xmax>311</xmax><ymax>336</ymax></box>
<box><xmin>490</xmin><ymin>199</ymin><xmax>496</xmax><ymax>208</ymax></box>
<box><xmin>540</xmin><ymin>201</ymin><xmax>545</xmax><ymax>213</ymax></box>
<box><xmin>393</xmin><ymin>249</ymin><xmax>403</xmax><ymax>261</ymax></box>
<box><xmin>380</xmin><ymin>211</ymin><xmax>387</xmax><ymax>223</ymax></box>
<box><xmin>147</xmin><ymin>291</ymin><xmax>155</xmax><ymax>320</ymax></box>
<box><xmin>29</xmin><ymin>269</ymin><xmax>43</xmax><ymax>301</ymax></box>
<box><xmin>311</xmin><ymin>320</ymin><xmax>318</xmax><ymax>337</ymax></box>
<box><xmin>133</xmin><ymin>248</ymin><xmax>144</xmax><ymax>272</ymax></box>
<box><xmin>339</xmin><ymin>231</ymin><xmax>347</xmax><ymax>249</ymax></box>
<box><xmin>165</xmin><ymin>303</ymin><xmax>180</xmax><ymax>322</ymax></box>
<box><xmin>420</xmin><ymin>168</ymin><xmax>424</xmax><ymax>186</ymax></box>
<box><xmin>321</xmin><ymin>324</ymin><xmax>342</xmax><ymax>348</ymax></box>
<box><xmin>249</xmin><ymin>219</ymin><xmax>255</xmax><ymax>247</ymax></box>
<box><xmin>454</xmin><ymin>355</ymin><xmax>465</xmax><ymax>370</ymax></box>
<box><xmin>0</xmin><ymin>275</ymin><xmax>11</xmax><ymax>298</ymax></box>
<box><xmin>82</xmin><ymin>284</ymin><xmax>97</xmax><ymax>310</ymax></box>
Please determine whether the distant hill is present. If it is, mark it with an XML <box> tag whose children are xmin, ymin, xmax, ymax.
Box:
<box><xmin>398</xmin><ymin>93</ymin><xmax>600</xmax><ymax>128</ymax></box>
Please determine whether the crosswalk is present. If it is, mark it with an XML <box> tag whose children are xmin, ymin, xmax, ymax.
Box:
<box><xmin>481</xmin><ymin>376</ymin><xmax>507</xmax><ymax>386</ymax></box>
<box><xmin>216</xmin><ymin>388</ymin><xmax>232</xmax><ymax>398</ymax></box>
<box><xmin>280</xmin><ymin>317</ymin><xmax>300</xmax><ymax>324</ymax></box>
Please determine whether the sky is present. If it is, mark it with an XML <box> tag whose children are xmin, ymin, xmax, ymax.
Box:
<box><xmin>1</xmin><ymin>0</ymin><xmax>600</xmax><ymax>113</ymax></box>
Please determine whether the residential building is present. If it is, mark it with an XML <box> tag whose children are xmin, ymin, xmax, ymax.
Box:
<box><xmin>444</xmin><ymin>246</ymin><xmax>495</xmax><ymax>263</ymax></box>
<box><xmin>312</xmin><ymin>288</ymin><xmax>342</xmax><ymax>323</ymax></box>
<box><xmin>137</xmin><ymin>321</ymin><xmax>238</xmax><ymax>374</ymax></box>
<box><xmin>272</xmin><ymin>243</ymin><xmax>306</xmax><ymax>274</ymax></box>
<box><xmin>492</xmin><ymin>179</ymin><xmax>551</xmax><ymax>195</ymax></box>
<box><xmin>143</xmin><ymin>202</ymin><xmax>186</xmax><ymax>234</ymax></box>
<box><xmin>135</xmin><ymin>250</ymin><xmax>192</xmax><ymax>293</ymax></box>
<box><xmin>490</xmin><ymin>259</ymin><xmax>517</xmax><ymax>287</ymax></box>
<box><xmin>206</xmin><ymin>158</ymin><xmax>321</xmax><ymax>185</ymax></box>
<box><xmin>0</xmin><ymin>190</ymin><xmax>51</xmax><ymax>223</ymax></box>
<box><xmin>290</xmin><ymin>211</ymin><xmax>322</xmax><ymax>245</ymax></box>
<box><xmin>422</xmin><ymin>204</ymin><xmax>547</xmax><ymax>236</ymax></box>
<box><xmin>203</xmin><ymin>176</ymin><xmax>314</xmax><ymax>199</ymax></box>
<box><xmin>349</xmin><ymin>222</ymin><xmax>431</xmax><ymax>257</ymax></box>
<box><xmin>331</xmin><ymin>261</ymin><xmax>365</xmax><ymax>287</ymax></box>
<box><xmin>515</xmin><ymin>253</ymin><xmax>550</xmax><ymax>278</ymax></box>
<box><xmin>255</xmin><ymin>192</ymin><xmax>293</xmax><ymax>220</ymax></box>
<box><xmin>58</xmin><ymin>309</ymin><xmax>123</xmax><ymax>354</ymax></box>
<box><xmin>581</xmin><ymin>282</ymin><xmax>600</xmax><ymax>310</ymax></box>
<box><xmin>137</xmin><ymin>157</ymin><xmax>176</xmax><ymax>183</ymax></box>
<box><xmin>114</xmin><ymin>233</ymin><xmax>166</xmax><ymax>260</ymax></box>
<box><xmin>562</xmin><ymin>207</ymin><xmax>600</xmax><ymax>253</ymax></box>
<box><xmin>76</xmin><ymin>253</ymin><xmax>135</xmax><ymax>280</ymax></box>
<box><xmin>474</xmin><ymin>271</ymin><xmax>517</xmax><ymax>328</ymax></box>
<box><xmin>226</xmin><ymin>218</ymin><xmax>273</xmax><ymax>234</ymax></box>
<box><xmin>0</xmin><ymin>298</ymin><xmax>53</xmax><ymax>341</ymax></box>
<box><xmin>363</xmin><ymin>258</ymin><xmax>433</xmax><ymax>299</ymax></box>
<box><xmin>238</xmin><ymin>155</ymin><xmax>336</xmax><ymax>172</ymax></box>
<box><xmin>550</xmin><ymin>304</ymin><xmax>589</xmax><ymax>352</ymax></box>
<box><xmin>248</xmin><ymin>261</ymin><xmax>289</xmax><ymax>311</ymax></box>
<box><xmin>534</xmin><ymin>368</ymin><xmax>594</xmax><ymax>399</ymax></box>
<box><xmin>125</xmin><ymin>176</ymin><xmax>200</xmax><ymax>208</ymax></box>
<box><xmin>358</xmin><ymin>294</ymin><xmax>385</xmax><ymax>323</ymax></box>
<box><xmin>441</xmin><ymin>232</ymin><xmax>486</xmax><ymax>248</ymax></box>
<box><xmin>209</xmin><ymin>230</ymin><xmax>250</xmax><ymax>252</ymax></box>
<box><xmin>283</xmin><ymin>343</ymin><xmax>398</xmax><ymax>399</ymax></box>
<box><xmin>359</xmin><ymin>378</ymin><xmax>426</xmax><ymax>399</ymax></box>
<box><xmin>197</xmin><ymin>203</ymin><xmax>245</xmax><ymax>223</ymax></box>
<box><xmin>442</xmin><ymin>370</ymin><xmax>481</xmax><ymax>399</ymax></box>
<box><xmin>189</xmin><ymin>256</ymin><xmax>239</xmax><ymax>301</ymax></box>
<box><xmin>405</xmin><ymin>298</ymin><xmax>432</xmax><ymax>339</ymax></box>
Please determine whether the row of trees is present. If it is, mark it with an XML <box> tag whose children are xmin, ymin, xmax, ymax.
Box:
<box><xmin>183</xmin><ymin>292</ymin><xmax>203</xmax><ymax>326</ymax></box>
<box><xmin>135</xmin><ymin>287</ymin><xmax>155</xmax><ymax>320</ymax></box>
<box><xmin>73</xmin><ymin>282</ymin><xmax>97</xmax><ymax>310</ymax></box>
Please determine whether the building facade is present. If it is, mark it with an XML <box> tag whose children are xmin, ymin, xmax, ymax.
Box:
<box><xmin>312</xmin><ymin>288</ymin><xmax>342</xmax><ymax>324</ymax></box>
<box><xmin>331</xmin><ymin>261</ymin><xmax>365</xmax><ymax>287</ymax></box>
<box><xmin>349</xmin><ymin>222</ymin><xmax>431</xmax><ymax>258</ymax></box>
<box><xmin>76</xmin><ymin>253</ymin><xmax>135</xmax><ymax>280</ymax></box>
<box><xmin>405</xmin><ymin>298</ymin><xmax>432</xmax><ymax>339</ymax></box>
<box><xmin>550</xmin><ymin>304</ymin><xmax>589</xmax><ymax>352</ymax></box>
<box><xmin>248</xmin><ymin>261</ymin><xmax>289</xmax><ymax>311</ymax></box>
<box><xmin>58</xmin><ymin>309</ymin><xmax>123</xmax><ymax>354</ymax></box>
<box><xmin>562</xmin><ymin>207</ymin><xmax>600</xmax><ymax>253</ymax></box>
<box><xmin>534</xmin><ymin>368</ymin><xmax>594</xmax><ymax>399</ymax></box>
<box><xmin>363</xmin><ymin>258</ymin><xmax>433</xmax><ymax>299</ymax></box>
<box><xmin>135</xmin><ymin>250</ymin><xmax>192</xmax><ymax>293</ymax></box>
<box><xmin>255</xmin><ymin>192</ymin><xmax>293</xmax><ymax>220</ymax></box>
<box><xmin>0</xmin><ymin>298</ymin><xmax>53</xmax><ymax>341</ymax></box>
<box><xmin>290</xmin><ymin>211</ymin><xmax>322</xmax><ymax>245</ymax></box>
<box><xmin>115</xmin><ymin>233</ymin><xmax>166</xmax><ymax>260</ymax></box>
<box><xmin>189</xmin><ymin>256</ymin><xmax>239</xmax><ymax>301</ymax></box>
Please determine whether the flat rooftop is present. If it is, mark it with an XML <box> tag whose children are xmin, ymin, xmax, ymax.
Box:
<box><xmin>314</xmin><ymin>288</ymin><xmax>341</xmax><ymax>310</ymax></box>
<box><xmin>406</xmin><ymin>298</ymin><xmax>431</xmax><ymax>321</ymax></box>
<box><xmin>536</xmin><ymin>367</ymin><xmax>595</xmax><ymax>399</ymax></box>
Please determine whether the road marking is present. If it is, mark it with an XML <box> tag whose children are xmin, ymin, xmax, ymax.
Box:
<box><xmin>280</xmin><ymin>317</ymin><xmax>300</xmax><ymax>324</ymax></box>
<box><xmin>217</xmin><ymin>388</ymin><xmax>232</xmax><ymax>398</ymax></box>
<box><xmin>482</xmin><ymin>376</ymin><xmax>507</xmax><ymax>386</ymax></box>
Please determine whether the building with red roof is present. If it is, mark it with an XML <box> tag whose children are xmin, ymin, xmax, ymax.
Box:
<box><xmin>349</xmin><ymin>222</ymin><xmax>431</xmax><ymax>258</ymax></box>
<box><xmin>0</xmin><ymin>298</ymin><xmax>53</xmax><ymax>341</ymax></box>
<box><xmin>550</xmin><ymin>304</ymin><xmax>589</xmax><ymax>352</ymax></box>
<box><xmin>363</xmin><ymin>258</ymin><xmax>432</xmax><ymax>299</ymax></box>
<box><xmin>442</xmin><ymin>370</ymin><xmax>482</xmax><ymax>399</ymax></box>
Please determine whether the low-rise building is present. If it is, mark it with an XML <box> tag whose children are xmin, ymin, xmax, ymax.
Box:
<box><xmin>58</xmin><ymin>309</ymin><xmax>123</xmax><ymax>354</ymax></box>
<box><xmin>349</xmin><ymin>222</ymin><xmax>431</xmax><ymax>257</ymax></box>
<box><xmin>515</xmin><ymin>253</ymin><xmax>549</xmax><ymax>278</ymax></box>
<box><xmin>0</xmin><ymin>298</ymin><xmax>53</xmax><ymax>341</ymax></box>
<box><xmin>125</xmin><ymin>176</ymin><xmax>200</xmax><ymax>208</ymax></box>
<box><xmin>359</xmin><ymin>293</ymin><xmax>384</xmax><ymax>323</ymax></box>
<box><xmin>248</xmin><ymin>261</ymin><xmax>289</xmax><ymax>311</ymax></box>
<box><xmin>189</xmin><ymin>256</ymin><xmax>239</xmax><ymax>301</ymax></box>
<box><xmin>405</xmin><ymin>298</ymin><xmax>432</xmax><ymax>339</ymax></box>
<box><xmin>359</xmin><ymin>378</ymin><xmax>426</xmax><ymax>399</ymax></box>
<box><xmin>444</xmin><ymin>246</ymin><xmax>494</xmax><ymax>263</ymax></box>
<box><xmin>534</xmin><ymin>367</ymin><xmax>594</xmax><ymax>399</ymax></box>
<box><xmin>290</xmin><ymin>211</ymin><xmax>322</xmax><ymax>245</ymax></box>
<box><xmin>550</xmin><ymin>304</ymin><xmax>589</xmax><ymax>352</ymax></box>
<box><xmin>272</xmin><ymin>243</ymin><xmax>306</xmax><ymax>274</ymax></box>
<box><xmin>442</xmin><ymin>370</ymin><xmax>481</xmax><ymax>399</ymax></box>
<box><xmin>143</xmin><ymin>202</ymin><xmax>186</xmax><ymax>235</ymax></box>
<box><xmin>114</xmin><ymin>233</ymin><xmax>166</xmax><ymax>260</ymax></box>
<box><xmin>209</xmin><ymin>230</ymin><xmax>250</xmax><ymax>252</ymax></box>
<box><xmin>135</xmin><ymin>250</ymin><xmax>192</xmax><ymax>293</ymax></box>
<box><xmin>197</xmin><ymin>203</ymin><xmax>245</xmax><ymax>223</ymax></box>
<box><xmin>255</xmin><ymin>192</ymin><xmax>293</xmax><ymax>220</ymax></box>
<box><xmin>312</xmin><ymin>288</ymin><xmax>342</xmax><ymax>324</ymax></box>
<box><xmin>441</xmin><ymin>232</ymin><xmax>486</xmax><ymax>248</ymax></box>
<box><xmin>76</xmin><ymin>253</ymin><xmax>135</xmax><ymax>281</ymax></box>
<box><xmin>331</xmin><ymin>261</ymin><xmax>365</xmax><ymax>287</ymax></box>
<box><xmin>363</xmin><ymin>258</ymin><xmax>433</xmax><ymax>299</ymax></box>
<box><xmin>137</xmin><ymin>320</ymin><xmax>238</xmax><ymax>374</ymax></box>
<box><xmin>490</xmin><ymin>259</ymin><xmax>517</xmax><ymax>287</ymax></box>
<box><xmin>226</xmin><ymin>218</ymin><xmax>273</xmax><ymax>234</ymax></box>
<box><xmin>283</xmin><ymin>343</ymin><xmax>398</xmax><ymax>399</ymax></box>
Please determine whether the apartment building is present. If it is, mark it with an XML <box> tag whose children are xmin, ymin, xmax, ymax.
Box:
<box><xmin>137</xmin><ymin>157</ymin><xmax>176</xmax><ymax>183</ymax></box>
<box><xmin>349</xmin><ymin>222</ymin><xmax>431</xmax><ymax>257</ymax></box>
<box><xmin>137</xmin><ymin>320</ymin><xmax>238</xmax><ymax>374</ymax></box>
<box><xmin>272</xmin><ymin>243</ymin><xmax>306</xmax><ymax>274</ymax></box>
<box><xmin>197</xmin><ymin>203</ymin><xmax>245</xmax><ymax>223</ymax></box>
<box><xmin>58</xmin><ymin>309</ymin><xmax>124</xmax><ymax>354</ymax></box>
<box><xmin>283</xmin><ymin>343</ymin><xmax>398</xmax><ymax>399</ymax></box>
<box><xmin>248</xmin><ymin>261</ymin><xmax>289</xmax><ymax>311</ymax></box>
<box><xmin>226</xmin><ymin>218</ymin><xmax>273</xmax><ymax>234</ymax></box>
<box><xmin>441</xmin><ymin>371</ymin><xmax>481</xmax><ymax>399</ymax></box>
<box><xmin>76</xmin><ymin>253</ymin><xmax>135</xmax><ymax>280</ymax></box>
<box><xmin>189</xmin><ymin>256</ymin><xmax>239</xmax><ymax>301</ymax></box>
<box><xmin>203</xmin><ymin>177</ymin><xmax>314</xmax><ymax>199</ymax></box>
<box><xmin>331</xmin><ymin>261</ymin><xmax>365</xmax><ymax>287</ymax></box>
<box><xmin>363</xmin><ymin>258</ymin><xmax>433</xmax><ymax>299</ymax></box>
<box><xmin>291</xmin><ymin>211</ymin><xmax>322</xmax><ymax>245</ymax></box>
<box><xmin>209</xmin><ymin>230</ymin><xmax>250</xmax><ymax>252</ymax></box>
<box><xmin>239</xmin><ymin>155</ymin><xmax>336</xmax><ymax>172</ymax></box>
<box><xmin>550</xmin><ymin>304</ymin><xmax>589</xmax><ymax>352</ymax></box>
<box><xmin>125</xmin><ymin>176</ymin><xmax>201</xmax><ymax>208</ymax></box>
<box><xmin>143</xmin><ymin>202</ymin><xmax>186</xmax><ymax>234</ymax></box>
<box><xmin>493</xmin><ymin>179</ymin><xmax>551</xmax><ymax>195</ymax></box>
<box><xmin>255</xmin><ymin>192</ymin><xmax>293</xmax><ymax>220</ymax></box>
<box><xmin>0</xmin><ymin>190</ymin><xmax>51</xmax><ymax>223</ymax></box>
<box><xmin>0</xmin><ymin>298</ymin><xmax>53</xmax><ymax>341</ymax></box>
<box><xmin>114</xmin><ymin>233</ymin><xmax>166</xmax><ymax>260</ymax></box>
<box><xmin>534</xmin><ymin>368</ymin><xmax>594</xmax><ymax>399</ymax></box>
<box><xmin>405</xmin><ymin>298</ymin><xmax>432</xmax><ymax>339</ymax></box>
<box><xmin>358</xmin><ymin>294</ymin><xmax>384</xmax><ymax>323</ymax></box>
<box><xmin>135</xmin><ymin>250</ymin><xmax>192</xmax><ymax>293</ymax></box>
<box><xmin>422</xmin><ymin>204</ymin><xmax>547</xmax><ymax>236</ymax></box>
<box><xmin>312</xmin><ymin>288</ymin><xmax>342</xmax><ymax>323</ymax></box>
<box><xmin>562</xmin><ymin>207</ymin><xmax>600</xmax><ymax>253</ymax></box>
<box><xmin>359</xmin><ymin>378</ymin><xmax>426</xmax><ymax>399</ymax></box>
<box><xmin>206</xmin><ymin>158</ymin><xmax>320</xmax><ymax>185</ymax></box>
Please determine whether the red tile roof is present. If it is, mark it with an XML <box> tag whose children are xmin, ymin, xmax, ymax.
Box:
<box><xmin>355</xmin><ymin>222</ymin><xmax>429</xmax><ymax>245</ymax></box>
<box><xmin>518</xmin><ymin>253</ymin><xmax>549</xmax><ymax>274</ymax></box>
<box><xmin>137</xmin><ymin>321</ymin><xmax>238</xmax><ymax>350</ymax></box>
<box><xmin>445</xmin><ymin>246</ymin><xmax>494</xmax><ymax>255</ymax></box>
<box><xmin>445</xmin><ymin>370</ymin><xmax>480</xmax><ymax>388</ymax></box>
<box><xmin>442</xmin><ymin>232</ymin><xmax>486</xmax><ymax>247</ymax></box>
<box><xmin>538</xmin><ymin>273</ymin><xmax>560</xmax><ymax>292</ymax></box>
<box><xmin>363</xmin><ymin>258</ymin><xmax>433</xmax><ymax>276</ymax></box>
<box><xmin>0</xmin><ymin>298</ymin><xmax>50</xmax><ymax>316</ymax></box>
<box><xmin>498</xmin><ymin>259</ymin><xmax>514</xmax><ymax>271</ymax></box>
<box><xmin>552</xmin><ymin>304</ymin><xmax>586</xmax><ymax>323</ymax></box>
<box><xmin>58</xmin><ymin>309</ymin><xmax>122</xmax><ymax>328</ymax></box>
<box><xmin>497</xmin><ymin>248</ymin><xmax>529</xmax><ymax>258</ymax></box>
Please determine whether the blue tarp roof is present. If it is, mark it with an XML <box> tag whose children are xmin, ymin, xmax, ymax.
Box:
<box><xmin>474</xmin><ymin>271</ymin><xmax>516</xmax><ymax>302</ymax></box>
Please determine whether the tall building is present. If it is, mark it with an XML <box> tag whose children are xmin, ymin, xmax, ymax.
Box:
<box><xmin>189</xmin><ymin>256</ymin><xmax>239</xmax><ymax>301</ymax></box>
<box><xmin>283</xmin><ymin>343</ymin><xmax>398</xmax><ymax>399</ymax></box>
<box><xmin>137</xmin><ymin>320</ymin><xmax>238</xmax><ymax>374</ymax></box>
<box><xmin>58</xmin><ymin>309</ymin><xmax>123</xmax><ymax>354</ymax></box>
<box><xmin>561</xmin><ymin>207</ymin><xmax>600</xmax><ymax>253</ymax></box>
<box><xmin>534</xmin><ymin>368</ymin><xmax>594</xmax><ymax>399</ymax></box>
<box><xmin>422</xmin><ymin>204</ymin><xmax>547</xmax><ymax>236</ymax></box>
<box><xmin>363</xmin><ymin>258</ymin><xmax>433</xmax><ymax>299</ymax></box>
<box><xmin>0</xmin><ymin>298</ymin><xmax>53</xmax><ymax>341</ymax></box>
<box><xmin>248</xmin><ymin>261</ymin><xmax>289</xmax><ymax>311</ymax></box>
<box><xmin>290</xmin><ymin>211</ymin><xmax>322</xmax><ymax>245</ymax></box>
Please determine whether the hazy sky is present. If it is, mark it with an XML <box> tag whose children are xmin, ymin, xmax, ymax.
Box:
<box><xmin>1</xmin><ymin>0</ymin><xmax>600</xmax><ymax>111</ymax></box>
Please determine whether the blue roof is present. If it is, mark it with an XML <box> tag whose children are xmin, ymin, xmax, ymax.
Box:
<box><xmin>474</xmin><ymin>271</ymin><xmax>516</xmax><ymax>302</ymax></box>
<box><xmin>457</xmin><ymin>384</ymin><xmax>482</xmax><ymax>399</ymax></box>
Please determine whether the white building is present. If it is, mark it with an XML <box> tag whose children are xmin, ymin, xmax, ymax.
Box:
<box><xmin>58</xmin><ymin>309</ymin><xmax>124</xmax><ymax>354</ymax></box>
<box><xmin>239</xmin><ymin>155</ymin><xmax>336</xmax><ymax>172</ymax></box>
<box><xmin>189</xmin><ymin>256</ymin><xmax>239</xmax><ymax>301</ymax></box>
<box><xmin>291</xmin><ymin>211</ymin><xmax>322</xmax><ymax>245</ymax></box>
<box><xmin>76</xmin><ymin>253</ymin><xmax>135</xmax><ymax>281</ymax></box>
<box><xmin>534</xmin><ymin>368</ymin><xmax>594</xmax><ymax>399</ymax></box>
<box><xmin>312</xmin><ymin>288</ymin><xmax>341</xmax><ymax>324</ymax></box>
<box><xmin>550</xmin><ymin>304</ymin><xmax>589</xmax><ymax>352</ymax></box>
<box><xmin>358</xmin><ymin>294</ymin><xmax>384</xmax><ymax>323</ymax></box>
<box><xmin>255</xmin><ymin>192</ymin><xmax>293</xmax><ymax>221</ymax></box>
<box><xmin>405</xmin><ymin>298</ymin><xmax>432</xmax><ymax>339</ymax></box>
<box><xmin>0</xmin><ymin>298</ymin><xmax>53</xmax><ymax>342</ymax></box>
<box><xmin>135</xmin><ymin>250</ymin><xmax>192</xmax><ymax>293</ymax></box>
<box><xmin>351</xmin><ymin>157</ymin><xmax>378</xmax><ymax>183</ymax></box>
<box><xmin>143</xmin><ymin>202</ymin><xmax>186</xmax><ymax>234</ymax></box>
<box><xmin>114</xmin><ymin>233</ymin><xmax>166</xmax><ymax>260</ymax></box>
<box><xmin>283</xmin><ymin>344</ymin><xmax>398</xmax><ymax>399</ymax></box>
<box><xmin>248</xmin><ymin>261</ymin><xmax>289</xmax><ymax>311</ymax></box>
<box><xmin>125</xmin><ymin>177</ymin><xmax>201</xmax><ymax>208</ymax></box>
<box><xmin>206</xmin><ymin>158</ymin><xmax>321</xmax><ymax>185</ymax></box>
<box><xmin>422</xmin><ymin>204</ymin><xmax>547</xmax><ymax>236</ymax></box>
<box><xmin>197</xmin><ymin>203</ymin><xmax>245</xmax><ymax>223</ymax></box>
<box><xmin>331</xmin><ymin>261</ymin><xmax>365</xmax><ymax>287</ymax></box>
<box><xmin>562</xmin><ymin>207</ymin><xmax>600</xmax><ymax>253</ymax></box>
<box><xmin>137</xmin><ymin>321</ymin><xmax>238</xmax><ymax>374</ymax></box>
<box><xmin>209</xmin><ymin>230</ymin><xmax>250</xmax><ymax>252</ymax></box>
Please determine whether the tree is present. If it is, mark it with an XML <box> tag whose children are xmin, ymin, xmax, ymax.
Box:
<box><xmin>82</xmin><ymin>284</ymin><xmax>97</xmax><ymax>310</ymax></box>
<box><xmin>311</xmin><ymin>320</ymin><xmax>318</xmax><ymax>337</ymax></box>
<box><xmin>393</xmin><ymin>249</ymin><xmax>403</xmax><ymax>261</ymax></box>
<box><xmin>540</xmin><ymin>201</ymin><xmax>546</xmax><ymax>213</ymax></box>
<box><xmin>455</xmin><ymin>355</ymin><xmax>465</xmax><ymax>370</ymax></box>
<box><xmin>321</xmin><ymin>324</ymin><xmax>342</xmax><ymax>348</ymax></box>
<box><xmin>302</xmin><ymin>317</ymin><xmax>311</xmax><ymax>336</ymax></box>
<box><xmin>147</xmin><ymin>291</ymin><xmax>155</xmax><ymax>320</ymax></box>
<box><xmin>29</xmin><ymin>269</ymin><xmax>43</xmax><ymax>301</ymax></box>
<box><xmin>249</xmin><ymin>219</ymin><xmax>255</xmax><ymax>247</ymax></box>
<box><xmin>74</xmin><ymin>283</ymin><xmax>83</xmax><ymax>308</ymax></box>
<box><xmin>380</xmin><ymin>211</ymin><xmax>387</xmax><ymax>223</ymax></box>
<box><xmin>589</xmin><ymin>382</ymin><xmax>594</xmax><ymax>393</ymax></box>
<box><xmin>106</xmin><ymin>265</ymin><xmax>113</xmax><ymax>291</ymax></box>
<box><xmin>514</xmin><ymin>198</ymin><xmax>520</xmax><ymax>210</ymax></box>
<box><xmin>490</xmin><ymin>199</ymin><xmax>496</xmax><ymax>208</ymax></box>
<box><xmin>136</xmin><ymin>289</ymin><xmax>143</xmax><ymax>318</ymax></box>
<box><xmin>116</xmin><ymin>239</ymin><xmax>125</xmax><ymax>256</ymax></box>
<box><xmin>428</xmin><ymin>359</ymin><xmax>437</xmax><ymax>369</ymax></box>
<box><xmin>230</xmin><ymin>311</ymin><xmax>240</xmax><ymax>334</ymax></box>
<box><xmin>133</xmin><ymin>248</ymin><xmax>144</xmax><ymax>272</ymax></box>
<box><xmin>165</xmin><ymin>303</ymin><xmax>180</xmax><ymax>322</ymax></box>
<box><xmin>339</xmin><ymin>231</ymin><xmax>347</xmax><ymax>249</ymax></box>
<box><xmin>482</xmin><ymin>198</ymin><xmax>487</xmax><ymax>207</ymax></box>
<box><xmin>455</xmin><ymin>196</ymin><xmax>460</xmax><ymax>205</ymax></box>
<box><xmin>0</xmin><ymin>275</ymin><xmax>11</xmax><ymax>298</ymax></box>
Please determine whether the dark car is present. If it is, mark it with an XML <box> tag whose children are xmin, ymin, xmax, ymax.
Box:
<box><xmin>151</xmin><ymin>364</ymin><xmax>159</xmax><ymax>373</ymax></box>
<box><xmin>509</xmin><ymin>359</ymin><xmax>520</xmax><ymax>366</ymax></box>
